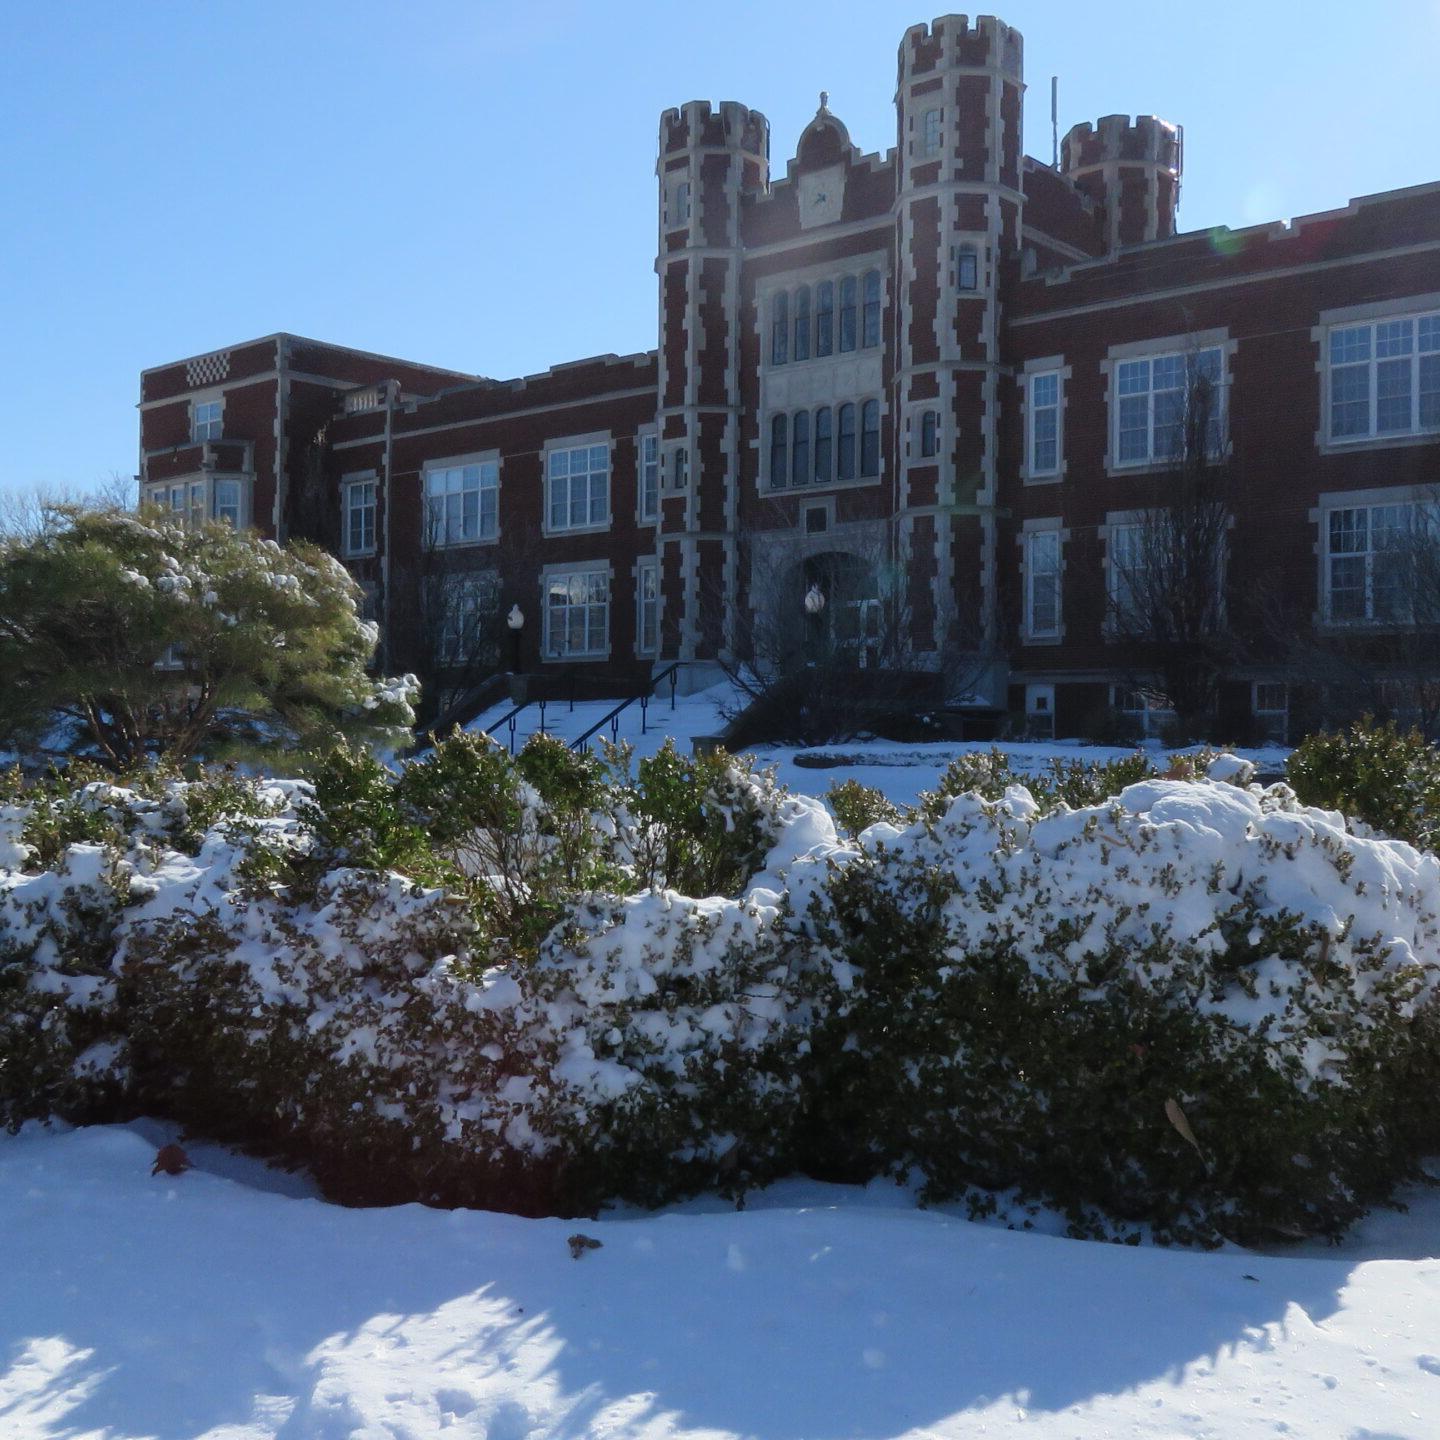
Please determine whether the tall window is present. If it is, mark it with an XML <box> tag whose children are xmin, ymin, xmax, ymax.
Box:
<box><xmin>671</xmin><ymin>446</ymin><xmax>688</xmax><ymax>489</ymax></box>
<box><xmin>545</xmin><ymin>570</ymin><xmax>609</xmax><ymax>658</ymax></box>
<box><xmin>839</xmin><ymin>275</ymin><xmax>858</xmax><ymax>353</ymax></box>
<box><xmin>1328</xmin><ymin>310</ymin><xmax>1440</xmax><ymax>441</ymax></box>
<box><xmin>546</xmin><ymin>443</ymin><xmax>608</xmax><ymax>531</ymax></box>
<box><xmin>1024</xmin><ymin>530</ymin><xmax>1061</xmax><ymax>639</ymax></box>
<box><xmin>922</xmin><ymin>108</ymin><xmax>942</xmax><ymax>157</ymax></box>
<box><xmin>920</xmin><ymin>409</ymin><xmax>938</xmax><ymax>458</ymax></box>
<box><xmin>954</xmin><ymin>245</ymin><xmax>978</xmax><ymax>291</ymax></box>
<box><xmin>192</xmin><ymin>399</ymin><xmax>223</xmax><ymax>441</ymax></box>
<box><xmin>637</xmin><ymin>560</ymin><xmax>659</xmax><ymax>655</ymax></box>
<box><xmin>860</xmin><ymin>400</ymin><xmax>880</xmax><ymax>477</ymax></box>
<box><xmin>770</xmin><ymin>414</ymin><xmax>788</xmax><ymax>487</ymax></box>
<box><xmin>639</xmin><ymin>434</ymin><xmax>659</xmax><ymax>521</ymax></box>
<box><xmin>427</xmin><ymin>460</ymin><xmax>499</xmax><ymax>545</ymax></box>
<box><xmin>1325</xmin><ymin>503</ymin><xmax>1414</xmax><ymax>622</ymax></box>
<box><xmin>1107</xmin><ymin>523</ymin><xmax>1147</xmax><ymax>627</ymax></box>
<box><xmin>837</xmin><ymin>403</ymin><xmax>857</xmax><ymax>481</ymax></box>
<box><xmin>669</xmin><ymin>180</ymin><xmax>690</xmax><ymax>227</ymax></box>
<box><xmin>791</xmin><ymin>411</ymin><xmax>811</xmax><ymax>487</ymax></box>
<box><xmin>213</xmin><ymin>479</ymin><xmax>242</xmax><ymax>528</ymax></box>
<box><xmin>1029</xmin><ymin>371</ymin><xmax>1061</xmax><ymax>475</ymax></box>
<box><xmin>814</xmin><ymin>406</ymin><xmax>833</xmax><ymax>483</ymax></box>
<box><xmin>343</xmin><ymin>477</ymin><xmax>377</xmax><ymax>555</ymax></box>
<box><xmin>771</xmin><ymin>291</ymin><xmax>789</xmax><ymax>366</ymax></box>
<box><xmin>1114</xmin><ymin>347</ymin><xmax>1224</xmax><ymax>467</ymax></box>
<box><xmin>434</xmin><ymin>573</ymin><xmax>498</xmax><ymax>664</ymax></box>
<box><xmin>793</xmin><ymin>284</ymin><xmax>811</xmax><ymax>363</ymax></box>
<box><xmin>815</xmin><ymin>281</ymin><xmax>834</xmax><ymax>357</ymax></box>
<box><xmin>862</xmin><ymin>269</ymin><xmax>881</xmax><ymax>348</ymax></box>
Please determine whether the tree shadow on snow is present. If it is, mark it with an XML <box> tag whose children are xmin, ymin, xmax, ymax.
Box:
<box><xmin>0</xmin><ymin>1125</ymin><xmax>1370</xmax><ymax>1438</ymax></box>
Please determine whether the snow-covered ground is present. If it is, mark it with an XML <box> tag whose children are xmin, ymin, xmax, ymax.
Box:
<box><xmin>4</xmin><ymin>1120</ymin><xmax>1438</xmax><ymax>1439</ymax></box>
<box><xmin>468</xmin><ymin>681</ymin><xmax>1290</xmax><ymax>809</ymax></box>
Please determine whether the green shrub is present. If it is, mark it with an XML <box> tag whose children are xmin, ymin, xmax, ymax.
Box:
<box><xmin>825</xmin><ymin>779</ymin><xmax>903</xmax><ymax>837</ymax></box>
<box><xmin>1288</xmin><ymin>719</ymin><xmax>1440</xmax><ymax>851</ymax></box>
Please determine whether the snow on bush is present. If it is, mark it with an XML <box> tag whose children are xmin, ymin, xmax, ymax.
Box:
<box><xmin>2</xmin><ymin>746</ymin><xmax>1438</xmax><ymax>1241</ymax></box>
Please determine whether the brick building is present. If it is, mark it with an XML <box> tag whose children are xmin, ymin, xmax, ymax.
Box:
<box><xmin>138</xmin><ymin>13</ymin><xmax>1440</xmax><ymax>738</ymax></box>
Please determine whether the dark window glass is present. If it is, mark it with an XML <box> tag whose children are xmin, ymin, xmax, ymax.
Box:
<box><xmin>839</xmin><ymin>276</ymin><xmax>857</xmax><ymax>352</ymax></box>
<box><xmin>792</xmin><ymin>411</ymin><xmax>810</xmax><ymax>486</ymax></box>
<box><xmin>771</xmin><ymin>291</ymin><xmax>789</xmax><ymax>365</ymax></box>
<box><xmin>793</xmin><ymin>284</ymin><xmax>810</xmax><ymax>362</ymax></box>
<box><xmin>861</xmin><ymin>400</ymin><xmax>880</xmax><ymax>476</ymax></box>
<box><xmin>837</xmin><ymin>403</ymin><xmax>856</xmax><ymax>480</ymax></box>
<box><xmin>770</xmin><ymin>414</ymin><xmax>788</xmax><ymax>486</ymax></box>
<box><xmin>815</xmin><ymin>281</ymin><xmax>834</xmax><ymax>357</ymax></box>
<box><xmin>955</xmin><ymin>245</ymin><xmax>978</xmax><ymax>291</ymax></box>
<box><xmin>921</xmin><ymin>409</ymin><xmax>938</xmax><ymax>457</ymax></box>
<box><xmin>862</xmin><ymin>270</ymin><xmax>881</xmax><ymax>348</ymax></box>
<box><xmin>814</xmin><ymin>406</ymin><xmax>833</xmax><ymax>483</ymax></box>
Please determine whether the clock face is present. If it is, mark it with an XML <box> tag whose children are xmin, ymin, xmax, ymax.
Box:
<box><xmin>798</xmin><ymin>166</ymin><xmax>845</xmax><ymax>229</ymax></box>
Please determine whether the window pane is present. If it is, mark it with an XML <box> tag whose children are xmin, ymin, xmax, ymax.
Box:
<box><xmin>792</xmin><ymin>411</ymin><xmax>810</xmax><ymax>487</ymax></box>
<box><xmin>1420</xmin><ymin>353</ymin><xmax>1440</xmax><ymax>428</ymax></box>
<box><xmin>1032</xmin><ymin>373</ymin><xmax>1058</xmax><ymax>407</ymax></box>
<box><xmin>770</xmin><ymin>414</ymin><xmax>788</xmax><ymax>488</ymax></box>
<box><xmin>1118</xmin><ymin>395</ymin><xmax>1149</xmax><ymax>462</ymax></box>
<box><xmin>814</xmin><ymin>406</ymin><xmax>832</xmax><ymax>482</ymax></box>
<box><xmin>860</xmin><ymin>399</ymin><xmax>879</xmax><ymax>477</ymax></box>
<box><xmin>1375</xmin><ymin>319</ymin><xmax>1414</xmax><ymax>358</ymax></box>
<box><xmin>772</xmin><ymin>291</ymin><xmax>789</xmax><ymax>365</ymax></box>
<box><xmin>1331</xmin><ymin>326</ymin><xmax>1370</xmax><ymax>365</ymax></box>
<box><xmin>838</xmin><ymin>404</ymin><xmax>856</xmax><ymax>480</ymax></box>
<box><xmin>1331</xmin><ymin>364</ymin><xmax>1371</xmax><ymax>437</ymax></box>
<box><xmin>1376</xmin><ymin>358</ymin><xmax>1413</xmax><ymax>432</ymax></box>
<box><xmin>815</xmin><ymin>281</ymin><xmax>834</xmax><ymax>357</ymax></box>
<box><xmin>1117</xmin><ymin>360</ymin><xmax>1149</xmax><ymax>396</ymax></box>
<box><xmin>793</xmin><ymin>284</ymin><xmax>810</xmax><ymax>362</ymax></box>
<box><xmin>839</xmin><ymin>276</ymin><xmax>857</xmax><ymax>352</ymax></box>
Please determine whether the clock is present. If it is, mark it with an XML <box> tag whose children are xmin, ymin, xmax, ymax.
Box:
<box><xmin>798</xmin><ymin>165</ymin><xmax>845</xmax><ymax>230</ymax></box>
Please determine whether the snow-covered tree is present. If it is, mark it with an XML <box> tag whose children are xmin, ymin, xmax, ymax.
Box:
<box><xmin>0</xmin><ymin>505</ymin><xmax>416</xmax><ymax>768</ymax></box>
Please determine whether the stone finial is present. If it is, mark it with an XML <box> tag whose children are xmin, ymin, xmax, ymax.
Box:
<box><xmin>819</xmin><ymin>90</ymin><xmax>829</xmax><ymax>112</ymax></box>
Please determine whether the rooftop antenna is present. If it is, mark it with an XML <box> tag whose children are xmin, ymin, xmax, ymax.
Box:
<box><xmin>1051</xmin><ymin>76</ymin><xmax>1059</xmax><ymax>169</ymax></box>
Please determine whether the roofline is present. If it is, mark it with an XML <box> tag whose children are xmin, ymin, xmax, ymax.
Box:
<box><xmin>139</xmin><ymin>331</ymin><xmax>485</xmax><ymax>383</ymax></box>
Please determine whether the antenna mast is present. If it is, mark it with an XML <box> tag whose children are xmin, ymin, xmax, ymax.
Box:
<box><xmin>1051</xmin><ymin>76</ymin><xmax>1059</xmax><ymax>169</ymax></box>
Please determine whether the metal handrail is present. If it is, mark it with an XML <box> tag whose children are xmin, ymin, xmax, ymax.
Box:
<box><xmin>571</xmin><ymin>664</ymin><xmax>682</xmax><ymax>753</ymax></box>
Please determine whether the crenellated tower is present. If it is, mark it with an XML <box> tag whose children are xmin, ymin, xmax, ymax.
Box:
<box><xmin>1062</xmin><ymin>114</ymin><xmax>1183</xmax><ymax>251</ymax></box>
<box><xmin>654</xmin><ymin>99</ymin><xmax>769</xmax><ymax>679</ymax></box>
<box><xmin>893</xmin><ymin>13</ymin><xmax>1024</xmax><ymax>691</ymax></box>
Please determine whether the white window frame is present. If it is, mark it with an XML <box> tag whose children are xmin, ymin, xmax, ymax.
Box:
<box><xmin>1316</xmin><ymin>487</ymin><xmax>1439</xmax><ymax>626</ymax></box>
<box><xmin>144</xmin><ymin>476</ymin><xmax>248</xmax><ymax>530</ymax></box>
<box><xmin>1111</xmin><ymin>346</ymin><xmax>1227</xmax><ymax>470</ymax></box>
<box><xmin>636</xmin><ymin>558</ymin><xmax>660</xmax><ymax>656</ymax></box>
<box><xmin>543</xmin><ymin>563</ymin><xmax>611</xmax><ymax>661</ymax></box>
<box><xmin>1026</xmin><ymin>368</ymin><xmax>1063</xmax><ymax>479</ymax></box>
<box><xmin>424</xmin><ymin>455</ymin><xmax>500</xmax><ymax>549</ymax></box>
<box><xmin>1022</xmin><ymin>525</ymin><xmax>1063</xmax><ymax>641</ymax></box>
<box><xmin>342</xmin><ymin>473</ymin><xmax>377</xmax><ymax>557</ymax></box>
<box><xmin>921</xmin><ymin>108</ymin><xmax>942</xmax><ymax>158</ymax></box>
<box><xmin>1103</xmin><ymin>332</ymin><xmax>1233</xmax><ymax>474</ymax></box>
<box><xmin>191</xmin><ymin>396</ymin><xmax>223</xmax><ymax>442</ymax></box>
<box><xmin>1103</xmin><ymin>512</ymin><xmax>1152</xmax><ymax>633</ymax></box>
<box><xmin>1323</xmin><ymin>304</ymin><xmax>1440</xmax><ymax>446</ymax></box>
<box><xmin>638</xmin><ymin>431</ymin><xmax>659</xmax><ymax>523</ymax></box>
<box><xmin>544</xmin><ymin>435</ymin><xmax>611</xmax><ymax>535</ymax></box>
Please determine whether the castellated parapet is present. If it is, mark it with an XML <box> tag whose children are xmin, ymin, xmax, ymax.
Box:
<box><xmin>1062</xmin><ymin>114</ymin><xmax>1183</xmax><ymax>249</ymax></box>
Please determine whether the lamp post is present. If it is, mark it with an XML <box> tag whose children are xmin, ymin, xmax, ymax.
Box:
<box><xmin>803</xmin><ymin>583</ymin><xmax>826</xmax><ymax>664</ymax></box>
<box><xmin>507</xmin><ymin>604</ymin><xmax>524</xmax><ymax>674</ymax></box>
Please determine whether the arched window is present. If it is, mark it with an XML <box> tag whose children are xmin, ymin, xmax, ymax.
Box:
<box><xmin>793</xmin><ymin>284</ymin><xmax>811</xmax><ymax>362</ymax></box>
<box><xmin>815</xmin><ymin>280</ymin><xmax>834</xmax><ymax>357</ymax></box>
<box><xmin>862</xmin><ymin>270</ymin><xmax>881</xmax><ymax>348</ymax></box>
<box><xmin>814</xmin><ymin>406</ymin><xmax>833</xmax><ymax>484</ymax></box>
<box><xmin>837</xmin><ymin>403</ymin><xmax>857</xmax><ymax>481</ymax></box>
<box><xmin>771</xmin><ymin>291</ymin><xmax>789</xmax><ymax>365</ymax></box>
<box><xmin>920</xmin><ymin>409</ymin><xmax>938</xmax><ymax>458</ymax></box>
<box><xmin>770</xmin><ymin>414</ymin><xmax>788</xmax><ymax>487</ymax></box>
<box><xmin>791</xmin><ymin>410</ymin><xmax>810</xmax><ymax>487</ymax></box>
<box><xmin>861</xmin><ymin>400</ymin><xmax>880</xmax><ymax>476</ymax></box>
<box><xmin>839</xmin><ymin>276</ymin><xmax>858</xmax><ymax>353</ymax></box>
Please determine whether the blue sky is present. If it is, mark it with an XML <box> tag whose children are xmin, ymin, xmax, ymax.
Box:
<box><xmin>2</xmin><ymin>0</ymin><xmax>1436</xmax><ymax>499</ymax></box>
